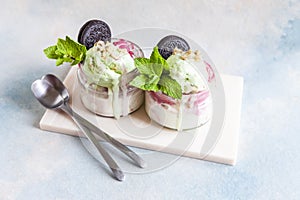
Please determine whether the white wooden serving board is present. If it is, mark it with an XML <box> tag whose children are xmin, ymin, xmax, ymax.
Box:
<box><xmin>40</xmin><ymin>67</ymin><xmax>243</xmax><ymax>165</ymax></box>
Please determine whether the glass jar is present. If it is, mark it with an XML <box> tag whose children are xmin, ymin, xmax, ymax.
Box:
<box><xmin>77</xmin><ymin>38</ymin><xmax>144</xmax><ymax>118</ymax></box>
<box><xmin>145</xmin><ymin>90</ymin><xmax>212</xmax><ymax>130</ymax></box>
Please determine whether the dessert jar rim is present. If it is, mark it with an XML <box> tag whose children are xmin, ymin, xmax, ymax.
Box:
<box><xmin>110</xmin><ymin>37</ymin><xmax>145</xmax><ymax>58</ymax></box>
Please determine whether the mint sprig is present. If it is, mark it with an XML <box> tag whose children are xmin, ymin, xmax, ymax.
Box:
<box><xmin>159</xmin><ymin>76</ymin><xmax>182</xmax><ymax>99</ymax></box>
<box><xmin>44</xmin><ymin>36</ymin><xmax>86</xmax><ymax>66</ymax></box>
<box><xmin>130</xmin><ymin>46</ymin><xmax>182</xmax><ymax>99</ymax></box>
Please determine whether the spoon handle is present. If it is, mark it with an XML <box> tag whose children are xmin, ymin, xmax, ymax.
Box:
<box><xmin>62</xmin><ymin>104</ymin><xmax>125</xmax><ymax>181</ymax></box>
<box><xmin>72</xmin><ymin>110</ymin><xmax>146</xmax><ymax>168</ymax></box>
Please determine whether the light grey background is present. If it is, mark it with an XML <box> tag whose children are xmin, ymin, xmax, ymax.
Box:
<box><xmin>1</xmin><ymin>0</ymin><xmax>299</xmax><ymax>199</ymax></box>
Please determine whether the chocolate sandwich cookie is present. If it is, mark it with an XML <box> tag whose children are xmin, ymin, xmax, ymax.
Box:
<box><xmin>157</xmin><ymin>35</ymin><xmax>190</xmax><ymax>59</ymax></box>
<box><xmin>78</xmin><ymin>19</ymin><xmax>111</xmax><ymax>49</ymax></box>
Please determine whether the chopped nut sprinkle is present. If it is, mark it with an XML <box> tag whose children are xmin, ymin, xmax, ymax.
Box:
<box><xmin>172</xmin><ymin>48</ymin><xmax>201</xmax><ymax>61</ymax></box>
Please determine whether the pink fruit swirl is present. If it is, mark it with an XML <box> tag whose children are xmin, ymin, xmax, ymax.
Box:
<box><xmin>113</xmin><ymin>39</ymin><xmax>135</xmax><ymax>57</ymax></box>
<box><xmin>149</xmin><ymin>90</ymin><xmax>210</xmax><ymax>116</ymax></box>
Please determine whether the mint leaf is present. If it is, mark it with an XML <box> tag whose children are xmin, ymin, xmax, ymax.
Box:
<box><xmin>56</xmin><ymin>58</ymin><xmax>64</xmax><ymax>66</ymax></box>
<box><xmin>151</xmin><ymin>63</ymin><xmax>164</xmax><ymax>77</ymax></box>
<box><xmin>150</xmin><ymin>46</ymin><xmax>169</xmax><ymax>71</ymax></box>
<box><xmin>130</xmin><ymin>74</ymin><xmax>147</xmax><ymax>87</ymax></box>
<box><xmin>56</xmin><ymin>38</ymin><xmax>68</xmax><ymax>54</ymax></box>
<box><xmin>44</xmin><ymin>45</ymin><xmax>60</xmax><ymax>59</ymax></box>
<box><xmin>146</xmin><ymin>74</ymin><xmax>160</xmax><ymax>86</ymax></box>
<box><xmin>130</xmin><ymin>74</ymin><xmax>159</xmax><ymax>91</ymax></box>
<box><xmin>54</xmin><ymin>49</ymin><xmax>64</xmax><ymax>57</ymax></box>
<box><xmin>130</xmin><ymin>46</ymin><xmax>183</xmax><ymax>99</ymax></box>
<box><xmin>55</xmin><ymin>57</ymin><xmax>72</xmax><ymax>66</ymax></box>
<box><xmin>159</xmin><ymin>76</ymin><xmax>182</xmax><ymax>99</ymax></box>
<box><xmin>134</xmin><ymin>58</ymin><xmax>163</xmax><ymax>77</ymax></box>
<box><xmin>71</xmin><ymin>59</ymin><xmax>81</xmax><ymax>66</ymax></box>
<box><xmin>134</xmin><ymin>58</ymin><xmax>152</xmax><ymax>74</ymax></box>
<box><xmin>65</xmin><ymin>36</ymin><xmax>86</xmax><ymax>61</ymax></box>
<box><xmin>44</xmin><ymin>36</ymin><xmax>86</xmax><ymax>66</ymax></box>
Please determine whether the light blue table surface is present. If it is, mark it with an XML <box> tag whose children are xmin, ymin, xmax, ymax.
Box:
<box><xmin>1</xmin><ymin>0</ymin><xmax>299</xmax><ymax>199</ymax></box>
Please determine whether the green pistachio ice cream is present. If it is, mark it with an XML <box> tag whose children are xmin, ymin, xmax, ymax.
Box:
<box><xmin>82</xmin><ymin>40</ymin><xmax>136</xmax><ymax>89</ymax></box>
<box><xmin>166</xmin><ymin>53</ymin><xmax>207</xmax><ymax>94</ymax></box>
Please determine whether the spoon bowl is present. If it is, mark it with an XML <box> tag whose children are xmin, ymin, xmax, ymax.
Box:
<box><xmin>42</xmin><ymin>74</ymin><xmax>70</xmax><ymax>101</ymax></box>
<box><xmin>31</xmin><ymin>79</ymin><xmax>65</xmax><ymax>109</ymax></box>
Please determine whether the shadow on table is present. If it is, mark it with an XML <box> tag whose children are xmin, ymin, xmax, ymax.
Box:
<box><xmin>2</xmin><ymin>67</ymin><xmax>69</xmax><ymax>128</ymax></box>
